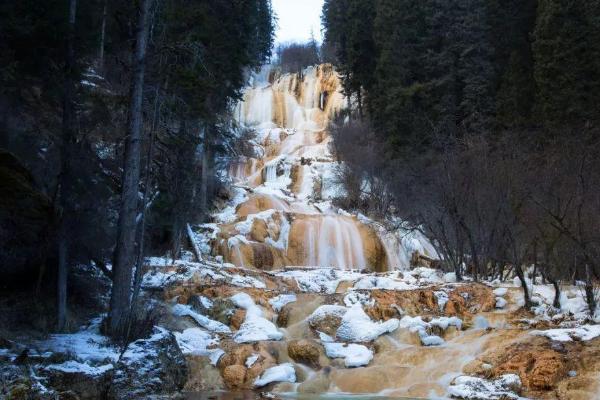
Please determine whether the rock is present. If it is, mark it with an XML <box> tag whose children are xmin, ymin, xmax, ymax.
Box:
<box><xmin>207</xmin><ymin>298</ymin><xmax>236</xmax><ymax>326</ymax></box>
<box><xmin>448</xmin><ymin>374</ymin><xmax>522</xmax><ymax>399</ymax></box>
<box><xmin>230</xmin><ymin>309</ymin><xmax>246</xmax><ymax>330</ymax></box>
<box><xmin>222</xmin><ymin>365</ymin><xmax>247</xmax><ymax>389</ymax></box>
<box><xmin>108</xmin><ymin>327</ymin><xmax>187</xmax><ymax>399</ymax></box>
<box><xmin>287</xmin><ymin>340</ymin><xmax>322</xmax><ymax>368</ymax></box>
<box><xmin>276</xmin><ymin>304</ymin><xmax>290</xmax><ymax>327</ymax></box>
<box><xmin>307</xmin><ymin>305</ymin><xmax>346</xmax><ymax>336</ymax></box>
<box><xmin>43</xmin><ymin>362</ymin><xmax>112</xmax><ymax>400</ymax></box>
<box><xmin>493</xmin><ymin>342</ymin><xmax>566</xmax><ymax>390</ymax></box>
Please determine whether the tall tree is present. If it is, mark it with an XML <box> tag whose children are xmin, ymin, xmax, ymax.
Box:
<box><xmin>110</xmin><ymin>0</ymin><xmax>153</xmax><ymax>336</ymax></box>
<box><xmin>55</xmin><ymin>0</ymin><xmax>79</xmax><ymax>332</ymax></box>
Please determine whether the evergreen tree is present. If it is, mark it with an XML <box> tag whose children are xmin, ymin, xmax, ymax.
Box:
<box><xmin>533</xmin><ymin>0</ymin><xmax>600</xmax><ymax>128</ymax></box>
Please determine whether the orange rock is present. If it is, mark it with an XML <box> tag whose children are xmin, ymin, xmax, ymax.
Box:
<box><xmin>288</xmin><ymin>339</ymin><xmax>323</xmax><ymax>369</ymax></box>
<box><xmin>230</xmin><ymin>309</ymin><xmax>246</xmax><ymax>331</ymax></box>
<box><xmin>222</xmin><ymin>365</ymin><xmax>247</xmax><ymax>389</ymax></box>
<box><xmin>492</xmin><ymin>341</ymin><xmax>566</xmax><ymax>391</ymax></box>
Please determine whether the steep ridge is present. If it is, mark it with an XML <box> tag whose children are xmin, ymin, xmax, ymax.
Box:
<box><xmin>212</xmin><ymin>64</ymin><xmax>435</xmax><ymax>272</ymax></box>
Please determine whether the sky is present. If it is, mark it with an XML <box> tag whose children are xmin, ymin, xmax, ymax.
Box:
<box><xmin>272</xmin><ymin>0</ymin><xmax>325</xmax><ymax>44</ymax></box>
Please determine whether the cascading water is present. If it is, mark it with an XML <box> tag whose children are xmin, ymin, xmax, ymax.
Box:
<box><xmin>221</xmin><ymin>64</ymin><xmax>434</xmax><ymax>271</ymax></box>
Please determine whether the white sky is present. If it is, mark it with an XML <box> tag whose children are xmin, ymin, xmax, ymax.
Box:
<box><xmin>272</xmin><ymin>0</ymin><xmax>324</xmax><ymax>44</ymax></box>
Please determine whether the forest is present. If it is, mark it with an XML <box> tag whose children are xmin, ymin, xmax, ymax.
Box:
<box><xmin>1</xmin><ymin>0</ymin><xmax>274</xmax><ymax>339</ymax></box>
<box><xmin>322</xmin><ymin>0</ymin><xmax>600</xmax><ymax>312</ymax></box>
<box><xmin>2</xmin><ymin>0</ymin><xmax>600</xmax><ymax>399</ymax></box>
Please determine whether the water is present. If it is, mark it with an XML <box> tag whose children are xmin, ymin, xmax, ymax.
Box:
<box><xmin>185</xmin><ymin>393</ymin><xmax>420</xmax><ymax>400</ymax></box>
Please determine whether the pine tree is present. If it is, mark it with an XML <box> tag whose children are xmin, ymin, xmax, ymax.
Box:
<box><xmin>533</xmin><ymin>0</ymin><xmax>600</xmax><ymax>128</ymax></box>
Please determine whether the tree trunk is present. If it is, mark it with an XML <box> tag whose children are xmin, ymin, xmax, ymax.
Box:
<box><xmin>109</xmin><ymin>0</ymin><xmax>152</xmax><ymax>337</ymax></box>
<box><xmin>584</xmin><ymin>263</ymin><xmax>597</xmax><ymax>317</ymax></box>
<box><xmin>57</xmin><ymin>235</ymin><xmax>68</xmax><ymax>331</ymax></box>
<box><xmin>98</xmin><ymin>0</ymin><xmax>107</xmax><ymax>71</ymax></box>
<box><xmin>515</xmin><ymin>264</ymin><xmax>532</xmax><ymax>309</ymax></box>
<box><xmin>56</xmin><ymin>0</ymin><xmax>78</xmax><ymax>332</ymax></box>
<box><xmin>551</xmin><ymin>279</ymin><xmax>561</xmax><ymax>309</ymax></box>
<box><xmin>200</xmin><ymin>125</ymin><xmax>211</xmax><ymax>218</ymax></box>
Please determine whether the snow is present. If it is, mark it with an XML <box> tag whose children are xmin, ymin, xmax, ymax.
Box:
<box><xmin>234</xmin><ymin>318</ymin><xmax>284</xmax><ymax>343</ymax></box>
<box><xmin>323</xmin><ymin>342</ymin><xmax>373</xmax><ymax>367</ymax></box>
<box><xmin>231</xmin><ymin>292</ymin><xmax>284</xmax><ymax>343</ymax></box>
<box><xmin>444</xmin><ymin>272</ymin><xmax>458</xmax><ymax>283</ymax></box>
<box><xmin>199</xmin><ymin>296</ymin><xmax>214</xmax><ymax>309</ymax></box>
<box><xmin>336</xmin><ymin>304</ymin><xmax>399</xmax><ymax>342</ymax></box>
<box><xmin>448</xmin><ymin>374</ymin><xmax>522</xmax><ymax>400</ymax></box>
<box><xmin>318</xmin><ymin>331</ymin><xmax>335</xmax><ymax>342</ymax></box>
<box><xmin>275</xmin><ymin>268</ymin><xmax>362</xmax><ymax>294</ymax></box>
<box><xmin>269</xmin><ymin>294</ymin><xmax>297</xmax><ymax>312</ymax></box>
<box><xmin>495</xmin><ymin>297</ymin><xmax>507</xmax><ymax>309</ymax></box>
<box><xmin>343</xmin><ymin>291</ymin><xmax>374</xmax><ymax>307</ymax></box>
<box><xmin>493</xmin><ymin>287</ymin><xmax>508</xmax><ymax>297</ymax></box>
<box><xmin>172</xmin><ymin>304</ymin><xmax>231</xmax><ymax>334</ymax></box>
<box><xmin>174</xmin><ymin>328</ymin><xmax>223</xmax><ymax>366</ymax></box>
<box><xmin>117</xmin><ymin>327</ymin><xmax>175</xmax><ymax>377</ymax></box>
<box><xmin>231</xmin><ymin>292</ymin><xmax>263</xmax><ymax>318</ymax></box>
<box><xmin>353</xmin><ymin>276</ymin><xmax>417</xmax><ymax>291</ymax></box>
<box><xmin>530</xmin><ymin>325</ymin><xmax>600</xmax><ymax>342</ymax></box>
<box><xmin>44</xmin><ymin>360</ymin><xmax>113</xmax><ymax>376</ymax></box>
<box><xmin>229</xmin><ymin>274</ymin><xmax>267</xmax><ymax>289</ymax></box>
<box><xmin>265</xmin><ymin>213</ymin><xmax>290</xmax><ymax>251</ymax></box>
<box><xmin>37</xmin><ymin>318</ymin><xmax>118</xmax><ymax>363</ymax></box>
<box><xmin>254</xmin><ymin>363</ymin><xmax>296</xmax><ymax>387</ymax></box>
<box><xmin>434</xmin><ymin>290</ymin><xmax>449</xmax><ymax>312</ymax></box>
<box><xmin>307</xmin><ymin>305</ymin><xmax>348</xmax><ymax>325</ymax></box>
<box><xmin>235</xmin><ymin>210</ymin><xmax>276</xmax><ymax>235</ymax></box>
<box><xmin>245</xmin><ymin>354</ymin><xmax>259</xmax><ymax>368</ymax></box>
<box><xmin>398</xmin><ymin>315</ymin><xmax>462</xmax><ymax>346</ymax></box>
<box><xmin>214</xmin><ymin>187</ymin><xmax>249</xmax><ymax>224</ymax></box>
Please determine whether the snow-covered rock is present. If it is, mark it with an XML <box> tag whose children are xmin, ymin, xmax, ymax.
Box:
<box><xmin>275</xmin><ymin>268</ymin><xmax>362</xmax><ymax>294</ymax></box>
<box><xmin>254</xmin><ymin>363</ymin><xmax>296</xmax><ymax>387</ymax></box>
<box><xmin>448</xmin><ymin>374</ymin><xmax>522</xmax><ymax>399</ymax></box>
<box><xmin>323</xmin><ymin>342</ymin><xmax>373</xmax><ymax>367</ymax></box>
<box><xmin>172</xmin><ymin>304</ymin><xmax>231</xmax><ymax>334</ymax></box>
<box><xmin>174</xmin><ymin>328</ymin><xmax>223</xmax><ymax>365</ymax></box>
<box><xmin>110</xmin><ymin>327</ymin><xmax>188</xmax><ymax>399</ymax></box>
<box><xmin>335</xmin><ymin>304</ymin><xmax>399</xmax><ymax>342</ymax></box>
<box><xmin>399</xmin><ymin>315</ymin><xmax>462</xmax><ymax>346</ymax></box>
<box><xmin>231</xmin><ymin>292</ymin><xmax>284</xmax><ymax>343</ymax></box>
<box><xmin>530</xmin><ymin>325</ymin><xmax>600</xmax><ymax>342</ymax></box>
<box><xmin>269</xmin><ymin>294</ymin><xmax>297</xmax><ymax>312</ymax></box>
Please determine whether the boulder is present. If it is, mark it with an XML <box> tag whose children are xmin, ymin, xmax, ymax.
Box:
<box><xmin>43</xmin><ymin>362</ymin><xmax>112</xmax><ymax>400</ymax></box>
<box><xmin>493</xmin><ymin>344</ymin><xmax>566</xmax><ymax>390</ymax></box>
<box><xmin>222</xmin><ymin>365</ymin><xmax>247</xmax><ymax>389</ymax></box>
<box><xmin>287</xmin><ymin>340</ymin><xmax>322</xmax><ymax>369</ymax></box>
<box><xmin>108</xmin><ymin>327</ymin><xmax>187</xmax><ymax>399</ymax></box>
